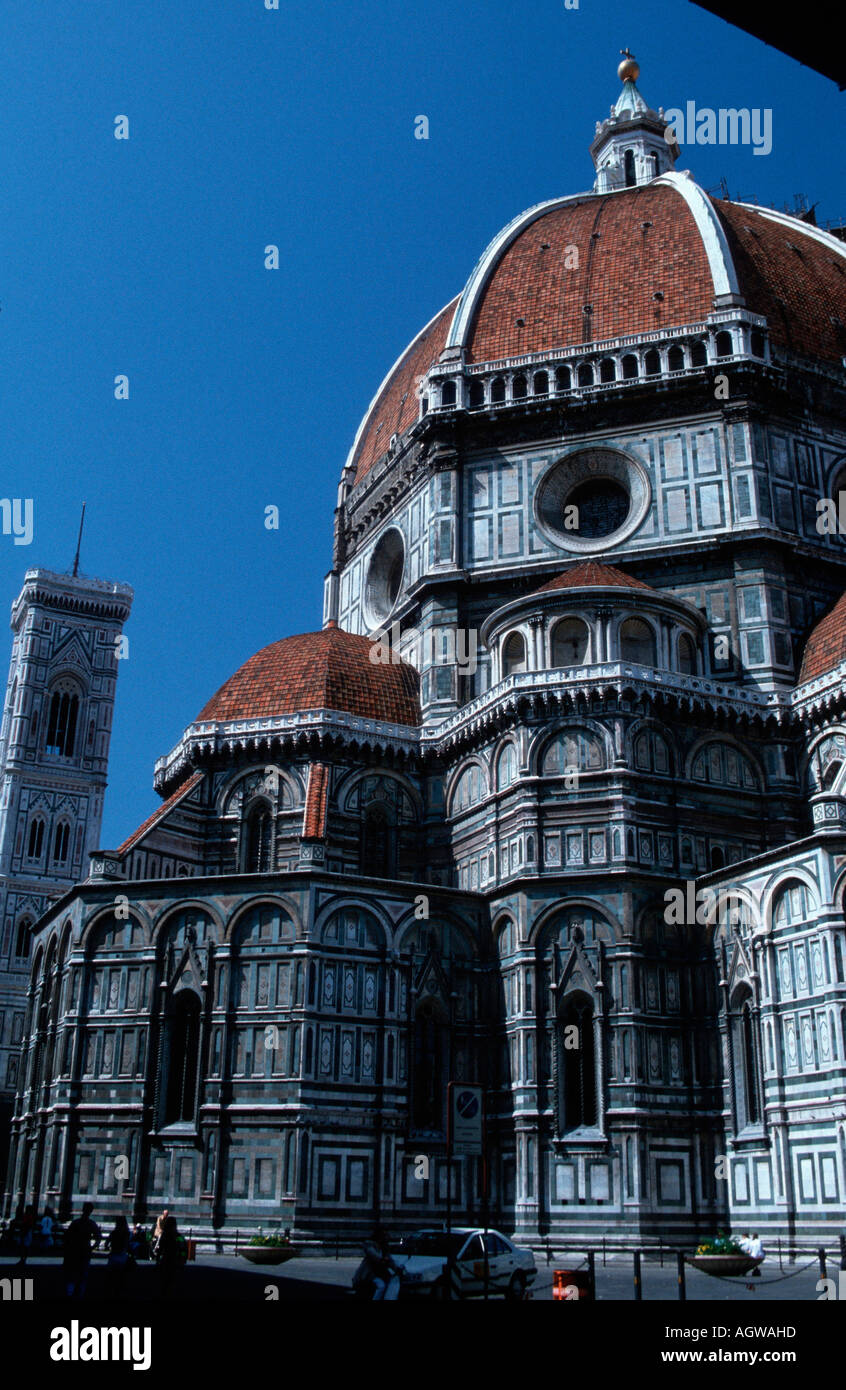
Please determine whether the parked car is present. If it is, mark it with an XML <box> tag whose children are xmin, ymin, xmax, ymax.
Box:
<box><xmin>393</xmin><ymin>1227</ymin><xmax>536</xmax><ymax>1300</ymax></box>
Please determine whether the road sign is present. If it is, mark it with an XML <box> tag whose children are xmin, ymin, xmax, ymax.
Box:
<box><xmin>449</xmin><ymin>1083</ymin><xmax>484</xmax><ymax>1155</ymax></box>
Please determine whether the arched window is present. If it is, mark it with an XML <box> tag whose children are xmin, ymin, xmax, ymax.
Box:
<box><xmin>691</xmin><ymin>340</ymin><xmax>707</xmax><ymax>366</ymax></box>
<box><xmin>599</xmin><ymin>358</ymin><xmax>616</xmax><ymax>383</ymax></box>
<box><xmin>710</xmin><ymin>846</ymin><xmax>725</xmax><ymax>870</ymax></box>
<box><xmin>541</xmin><ymin>729</ymin><xmax>604</xmax><ymax>775</ymax></box>
<box><xmin>678</xmin><ymin>634</ymin><xmax>696</xmax><ymax>675</ymax></box>
<box><xmin>496</xmin><ymin>742</ymin><xmax>518</xmax><ymax>790</ymax></box>
<box><xmin>750</xmin><ymin>330</ymin><xmax>764</xmax><ymax>358</ymax></box>
<box><xmin>412</xmin><ymin>1001</ymin><xmax>447</xmax><ymax>1130</ymax></box>
<box><xmin>622</xmin><ymin>354</ymin><xmax>639</xmax><ymax>379</ymax></box>
<box><xmin>163</xmin><ymin>991</ymin><xmax>201</xmax><ymax>1125</ymax></box>
<box><xmin>644</xmin><ymin>348</ymin><xmax>661</xmax><ymax>375</ymax></box>
<box><xmin>244</xmin><ymin>802</ymin><xmax>273</xmax><ymax>873</ymax></box>
<box><xmin>533</xmin><ymin>370</ymin><xmax>549</xmax><ymax>396</ymax></box>
<box><xmin>45</xmin><ymin>687</ymin><xmax>80</xmax><ymax>758</ymax></box>
<box><xmin>363</xmin><ymin>807</ymin><xmax>393</xmax><ymax>878</ymax></box>
<box><xmin>512</xmin><ymin>374</ymin><xmax>527</xmax><ymax>399</ymax></box>
<box><xmin>502</xmin><ymin>632</ymin><xmax>526</xmax><ymax>678</ymax></box>
<box><xmin>555</xmin><ymin>365</ymin><xmax>571</xmax><ymax>391</ymax></box>
<box><xmin>715</xmin><ymin>330</ymin><xmax>733</xmax><ymax>358</ymax></box>
<box><xmin>667</xmin><ymin>344</ymin><xmax>685</xmax><ymax>371</ymax></box>
<box><xmin>559</xmin><ymin>993</ymin><xmax>597</xmax><ymax>1129</ymax></box>
<box><xmin>468</xmin><ymin>379</ymin><xmax>485</xmax><ymax>408</ymax></box>
<box><xmin>577</xmin><ymin>362</ymin><xmax>594</xmax><ymax>388</ymax></box>
<box><xmin>440</xmin><ymin>380</ymin><xmax>456</xmax><ymax>407</ymax></box>
<box><xmin>551</xmin><ymin>617</ymin><xmax>589</xmax><ymax>667</ymax></box>
<box><xmin>490</xmin><ymin>377</ymin><xmax>506</xmax><ymax>404</ymax></box>
<box><xmin>27</xmin><ymin>818</ymin><xmax>45</xmax><ymax>860</ymax></box>
<box><xmin>53</xmin><ymin>821</ymin><xmax>71</xmax><ymax>866</ymax></box>
<box><xmin>619</xmin><ymin>618</ymin><xmax>656</xmax><ymax>666</ymax></box>
<box><xmin>14</xmin><ymin>917</ymin><xmax>32</xmax><ymax>959</ymax></box>
<box><xmin>451</xmin><ymin>763</ymin><xmax>486</xmax><ymax>814</ymax></box>
<box><xmin>624</xmin><ymin>149</ymin><xmax>636</xmax><ymax>187</ymax></box>
<box><xmin>733</xmin><ymin>991</ymin><xmax>761</xmax><ymax>1128</ymax></box>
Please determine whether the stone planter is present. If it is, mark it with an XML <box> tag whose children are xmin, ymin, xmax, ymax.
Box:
<box><xmin>685</xmin><ymin>1254</ymin><xmax>761</xmax><ymax>1277</ymax></box>
<box><xmin>240</xmin><ymin>1246</ymin><xmax>298</xmax><ymax>1266</ymax></box>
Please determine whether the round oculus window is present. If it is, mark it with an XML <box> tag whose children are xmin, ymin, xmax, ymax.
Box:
<box><xmin>535</xmin><ymin>447</ymin><xmax>651</xmax><ymax>553</ymax></box>
<box><xmin>565</xmin><ymin>478</ymin><xmax>630</xmax><ymax>538</ymax></box>
<box><xmin>364</xmin><ymin>527</ymin><xmax>405</xmax><ymax>627</ymax></box>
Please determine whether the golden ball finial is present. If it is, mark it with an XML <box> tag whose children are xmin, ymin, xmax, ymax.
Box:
<box><xmin>618</xmin><ymin>48</ymin><xmax>640</xmax><ymax>83</ymax></box>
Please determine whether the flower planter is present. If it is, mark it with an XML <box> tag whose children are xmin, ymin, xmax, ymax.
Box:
<box><xmin>241</xmin><ymin>1246</ymin><xmax>298</xmax><ymax>1266</ymax></box>
<box><xmin>685</xmin><ymin>1254</ymin><xmax>761</xmax><ymax>1277</ymax></box>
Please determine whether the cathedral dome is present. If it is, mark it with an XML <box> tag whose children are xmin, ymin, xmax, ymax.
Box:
<box><xmin>196</xmin><ymin>624</ymin><xmax>420</xmax><ymax>727</ymax></box>
<box><xmin>799</xmin><ymin>594</ymin><xmax>846</xmax><ymax>684</ymax></box>
<box><xmin>345</xmin><ymin>66</ymin><xmax>846</xmax><ymax>491</ymax></box>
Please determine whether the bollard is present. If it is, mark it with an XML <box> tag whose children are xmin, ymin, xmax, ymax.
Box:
<box><xmin>818</xmin><ymin>1247</ymin><xmax>827</xmax><ymax>1280</ymax></box>
<box><xmin>633</xmin><ymin>1249</ymin><xmax>642</xmax><ymax>1300</ymax></box>
<box><xmin>677</xmin><ymin>1251</ymin><xmax>686</xmax><ymax>1301</ymax></box>
<box><xmin>587</xmin><ymin>1250</ymin><xmax>596</xmax><ymax>1298</ymax></box>
<box><xmin>840</xmin><ymin>1234</ymin><xmax>846</xmax><ymax>1273</ymax></box>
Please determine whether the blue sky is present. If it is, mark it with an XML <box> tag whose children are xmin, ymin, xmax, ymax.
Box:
<box><xmin>1</xmin><ymin>0</ymin><xmax>843</xmax><ymax>847</ymax></box>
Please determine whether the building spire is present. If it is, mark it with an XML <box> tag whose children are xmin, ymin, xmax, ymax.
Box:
<box><xmin>590</xmin><ymin>50</ymin><xmax>677</xmax><ymax>193</ymax></box>
<box><xmin>72</xmin><ymin>502</ymin><xmax>86</xmax><ymax>578</ymax></box>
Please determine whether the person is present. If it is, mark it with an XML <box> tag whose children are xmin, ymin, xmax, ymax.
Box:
<box><xmin>39</xmin><ymin>1206</ymin><xmax>56</xmax><ymax>1252</ymax></box>
<box><xmin>16</xmin><ymin>1204</ymin><xmax>36</xmax><ymax>1267</ymax></box>
<box><xmin>748</xmin><ymin>1232</ymin><xmax>764</xmax><ymax>1275</ymax></box>
<box><xmin>106</xmin><ymin>1216</ymin><xmax>133</xmax><ymax>1295</ymax></box>
<box><xmin>129</xmin><ymin>1223</ymin><xmax>148</xmax><ymax>1261</ymax></box>
<box><xmin>155</xmin><ymin>1214</ymin><xmax>185</xmax><ymax>1297</ymax></box>
<box><xmin>63</xmin><ymin>1202</ymin><xmax>102</xmax><ymax>1298</ymax></box>
<box><xmin>150</xmin><ymin>1208</ymin><xmax>169</xmax><ymax>1258</ymax></box>
<box><xmin>361</xmin><ymin>1226</ymin><xmax>401</xmax><ymax>1301</ymax></box>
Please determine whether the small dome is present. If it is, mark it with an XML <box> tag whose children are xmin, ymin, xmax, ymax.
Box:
<box><xmin>532</xmin><ymin>560</ymin><xmax>651</xmax><ymax>594</ymax></box>
<box><xmin>799</xmin><ymin>594</ymin><xmax>846</xmax><ymax>683</ymax></box>
<box><xmin>196</xmin><ymin>625</ymin><xmax>420</xmax><ymax>727</ymax></box>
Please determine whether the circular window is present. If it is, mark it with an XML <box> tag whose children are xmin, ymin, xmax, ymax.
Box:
<box><xmin>565</xmin><ymin>478</ymin><xmax>630</xmax><ymax>538</ymax></box>
<box><xmin>364</xmin><ymin>528</ymin><xmax>405</xmax><ymax>627</ymax></box>
<box><xmin>534</xmin><ymin>447</ymin><xmax>651</xmax><ymax>553</ymax></box>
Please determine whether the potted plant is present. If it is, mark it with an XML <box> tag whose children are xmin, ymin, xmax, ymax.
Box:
<box><xmin>240</xmin><ymin>1229</ymin><xmax>299</xmax><ymax>1266</ymax></box>
<box><xmin>685</xmin><ymin>1234</ymin><xmax>761</xmax><ymax>1277</ymax></box>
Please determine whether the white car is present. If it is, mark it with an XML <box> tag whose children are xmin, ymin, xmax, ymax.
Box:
<box><xmin>393</xmin><ymin>1227</ymin><xmax>536</xmax><ymax>1300</ymax></box>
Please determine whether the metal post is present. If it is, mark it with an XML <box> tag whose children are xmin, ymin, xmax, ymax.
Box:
<box><xmin>818</xmin><ymin>1247</ymin><xmax>827</xmax><ymax>1281</ymax></box>
<box><xmin>839</xmin><ymin>1234</ymin><xmax>846</xmax><ymax>1272</ymax></box>
<box><xmin>587</xmin><ymin>1249</ymin><xmax>595</xmax><ymax>1299</ymax></box>
<box><xmin>633</xmin><ymin>1249</ymin><xmax>642</xmax><ymax>1300</ymax></box>
<box><xmin>602</xmin><ymin>1234</ymin><xmax>606</xmax><ymax>1267</ymax></box>
<box><xmin>677</xmin><ymin>1251</ymin><xmax>686</xmax><ymax>1301</ymax></box>
<box><xmin>778</xmin><ymin>1236</ymin><xmax>783</xmax><ymax>1273</ymax></box>
<box><xmin>659</xmin><ymin>1235</ymin><xmax>663</xmax><ymax>1268</ymax></box>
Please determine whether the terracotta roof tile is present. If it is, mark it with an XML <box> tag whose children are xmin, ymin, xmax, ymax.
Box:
<box><xmin>197</xmin><ymin>626</ymin><xmax>420</xmax><ymax>727</ymax></box>
<box><xmin>351</xmin><ymin>298</ymin><xmax>459</xmax><ymax>486</ymax></box>
<box><xmin>303</xmin><ymin>762</ymin><xmax>330</xmax><ymax>840</ymax></box>
<box><xmin>716</xmin><ymin>201</ymin><xmax>846</xmax><ymax>364</ymax></box>
<box><xmin>799</xmin><ymin>593</ymin><xmax>846</xmax><ymax>683</ymax></box>
<box><xmin>115</xmin><ymin>771</ymin><xmax>204</xmax><ymax>856</ymax></box>
<box><xmin>533</xmin><ymin>560</ymin><xmax>651</xmax><ymax>594</ymax></box>
<box><xmin>467</xmin><ymin>184</ymin><xmax>712</xmax><ymax>363</ymax></box>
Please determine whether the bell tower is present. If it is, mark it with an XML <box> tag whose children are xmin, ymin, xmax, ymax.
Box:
<box><xmin>0</xmin><ymin>567</ymin><xmax>132</xmax><ymax>1149</ymax></box>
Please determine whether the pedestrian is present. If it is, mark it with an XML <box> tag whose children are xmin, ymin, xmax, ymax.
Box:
<box><xmin>63</xmin><ymin>1201</ymin><xmax>102</xmax><ymax>1298</ymax></box>
<box><xmin>106</xmin><ymin>1215</ymin><xmax>133</xmax><ymax>1296</ymax></box>
<box><xmin>39</xmin><ymin>1205</ymin><xmax>56</xmax><ymax>1252</ymax></box>
<box><xmin>16</xmin><ymin>1204</ymin><xmax>36</xmax><ymax>1267</ymax></box>
<box><xmin>129</xmin><ymin>1223</ymin><xmax>147</xmax><ymax>1261</ymax></box>
<box><xmin>155</xmin><ymin>1214</ymin><xmax>185</xmax><ymax>1297</ymax></box>
<box><xmin>150</xmin><ymin>1207</ymin><xmax>169</xmax><ymax>1258</ymax></box>
<box><xmin>748</xmin><ymin>1232</ymin><xmax>764</xmax><ymax>1275</ymax></box>
<box><xmin>361</xmin><ymin>1225</ymin><xmax>401</xmax><ymax>1301</ymax></box>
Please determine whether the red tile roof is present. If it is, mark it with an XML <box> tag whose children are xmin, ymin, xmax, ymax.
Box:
<box><xmin>196</xmin><ymin>625</ymin><xmax>421</xmax><ymax>727</ymax></box>
<box><xmin>799</xmin><ymin>593</ymin><xmax>846</xmax><ymax>683</ymax></box>
<box><xmin>715</xmin><ymin>201</ymin><xmax>846</xmax><ymax>363</ymax></box>
<box><xmin>348</xmin><ymin>186</ymin><xmax>846</xmax><ymax>488</ymax></box>
<box><xmin>533</xmin><ymin>560</ymin><xmax>651</xmax><ymax>594</ymax></box>
<box><xmin>115</xmin><ymin>771</ymin><xmax>204</xmax><ymax>856</ymax></box>
<box><xmin>303</xmin><ymin>762</ymin><xmax>330</xmax><ymax>840</ymax></box>
<box><xmin>351</xmin><ymin>298</ymin><xmax>459</xmax><ymax>486</ymax></box>
<box><xmin>466</xmin><ymin>184</ymin><xmax>712</xmax><ymax>363</ymax></box>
